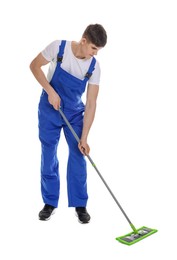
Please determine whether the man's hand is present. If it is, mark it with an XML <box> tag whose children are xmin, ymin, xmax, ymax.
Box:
<box><xmin>48</xmin><ymin>88</ymin><xmax>61</xmax><ymax>110</ymax></box>
<box><xmin>78</xmin><ymin>140</ymin><xmax>90</xmax><ymax>155</ymax></box>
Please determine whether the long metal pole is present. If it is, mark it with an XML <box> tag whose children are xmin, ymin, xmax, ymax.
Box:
<box><xmin>59</xmin><ymin>108</ymin><xmax>137</xmax><ymax>233</ymax></box>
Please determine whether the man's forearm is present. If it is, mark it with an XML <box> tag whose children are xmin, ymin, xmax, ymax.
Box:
<box><xmin>81</xmin><ymin>102</ymin><xmax>96</xmax><ymax>141</ymax></box>
<box><xmin>30</xmin><ymin>65</ymin><xmax>54</xmax><ymax>95</ymax></box>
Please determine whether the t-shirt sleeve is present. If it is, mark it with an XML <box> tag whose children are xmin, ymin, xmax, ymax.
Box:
<box><xmin>88</xmin><ymin>61</ymin><xmax>101</xmax><ymax>86</ymax></box>
<box><xmin>41</xmin><ymin>40</ymin><xmax>61</xmax><ymax>61</ymax></box>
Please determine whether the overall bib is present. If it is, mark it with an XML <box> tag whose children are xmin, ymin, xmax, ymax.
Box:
<box><xmin>38</xmin><ymin>41</ymin><xmax>96</xmax><ymax>208</ymax></box>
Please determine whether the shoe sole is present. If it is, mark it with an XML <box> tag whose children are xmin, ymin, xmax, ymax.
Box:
<box><xmin>39</xmin><ymin>209</ymin><xmax>56</xmax><ymax>221</ymax></box>
<box><xmin>75</xmin><ymin>212</ymin><xmax>90</xmax><ymax>224</ymax></box>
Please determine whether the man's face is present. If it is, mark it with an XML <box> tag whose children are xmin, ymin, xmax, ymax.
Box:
<box><xmin>81</xmin><ymin>38</ymin><xmax>102</xmax><ymax>59</ymax></box>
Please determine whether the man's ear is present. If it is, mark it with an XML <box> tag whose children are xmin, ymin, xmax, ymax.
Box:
<box><xmin>80</xmin><ymin>37</ymin><xmax>87</xmax><ymax>45</ymax></box>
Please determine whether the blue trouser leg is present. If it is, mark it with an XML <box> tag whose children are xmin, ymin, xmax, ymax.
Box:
<box><xmin>38</xmin><ymin>96</ymin><xmax>62</xmax><ymax>208</ymax></box>
<box><xmin>63</xmin><ymin>123</ymin><xmax>88</xmax><ymax>207</ymax></box>
<box><xmin>40</xmin><ymin>141</ymin><xmax>60</xmax><ymax>208</ymax></box>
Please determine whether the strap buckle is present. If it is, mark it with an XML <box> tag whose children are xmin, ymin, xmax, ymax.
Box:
<box><xmin>57</xmin><ymin>56</ymin><xmax>63</xmax><ymax>62</ymax></box>
<box><xmin>85</xmin><ymin>72</ymin><xmax>92</xmax><ymax>79</ymax></box>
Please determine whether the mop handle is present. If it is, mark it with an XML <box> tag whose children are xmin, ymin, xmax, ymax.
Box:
<box><xmin>59</xmin><ymin>108</ymin><xmax>137</xmax><ymax>232</ymax></box>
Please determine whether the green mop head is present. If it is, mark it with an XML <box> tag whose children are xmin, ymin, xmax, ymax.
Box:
<box><xmin>116</xmin><ymin>226</ymin><xmax>158</xmax><ymax>245</ymax></box>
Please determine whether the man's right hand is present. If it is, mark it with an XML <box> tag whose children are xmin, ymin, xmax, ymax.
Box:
<box><xmin>48</xmin><ymin>88</ymin><xmax>61</xmax><ymax>110</ymax></box>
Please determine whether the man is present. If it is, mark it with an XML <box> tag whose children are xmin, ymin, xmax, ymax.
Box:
<box><xmin>30</xmin><ymin>24</ymin><xmax>107</xmax><ymax>223</ymax></box>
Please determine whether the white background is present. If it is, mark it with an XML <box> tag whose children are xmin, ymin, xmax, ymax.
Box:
<box><xmin>0</xmin><ymin>0</ymin><xmax>177</xmax><ymax>259</ymax></box>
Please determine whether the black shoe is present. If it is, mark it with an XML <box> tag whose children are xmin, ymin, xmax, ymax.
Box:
<box><xmin>39</xmin><ymin>204</ymin><xmax>56</xmax><ymax>221</ymax></box>
<box><xmin>75</xmin><ymin>207</ymin><xmax>91</xmax><ymax>224</ymax></box>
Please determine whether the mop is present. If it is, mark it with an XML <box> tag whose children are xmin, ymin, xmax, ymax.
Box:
<box><xmin>59</xmin><ymin>108</ymin><xmax>157</xmax><ymax>245</ymax></box>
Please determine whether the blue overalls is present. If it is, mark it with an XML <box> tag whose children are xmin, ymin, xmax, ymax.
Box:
<box><xmin>38</xmin><ymin>40</ymin><xmax>96</xmax><ymax>208</ymax></box>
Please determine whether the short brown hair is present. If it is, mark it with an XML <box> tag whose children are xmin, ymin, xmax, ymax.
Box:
<box><xmin>82</xmin><ymin>24</ymin><xmax>107</xmax><ymax>47</ymax></box>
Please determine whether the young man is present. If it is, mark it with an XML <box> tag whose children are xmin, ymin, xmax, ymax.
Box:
<box><xmin>30</xmin><ymin>24</ymin><xmax>107</xmax><ymax>223</ymax></box>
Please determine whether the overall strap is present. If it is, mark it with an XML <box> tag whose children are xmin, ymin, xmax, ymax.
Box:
<box><xmin>57</xmin><ymin>40</ymin><xmax>66</xmax><ymax>63</ymax></box>
<box><xmin>84</xmin><ymin>57</ymin><xmax>96</xmax><ymax>81</ymax></box>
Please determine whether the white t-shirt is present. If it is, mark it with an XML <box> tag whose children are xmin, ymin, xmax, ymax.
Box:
<box><xmin>41</xmin><ymin>40</ymin><xmax>101</xmax><ymax>85</ymax></box>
